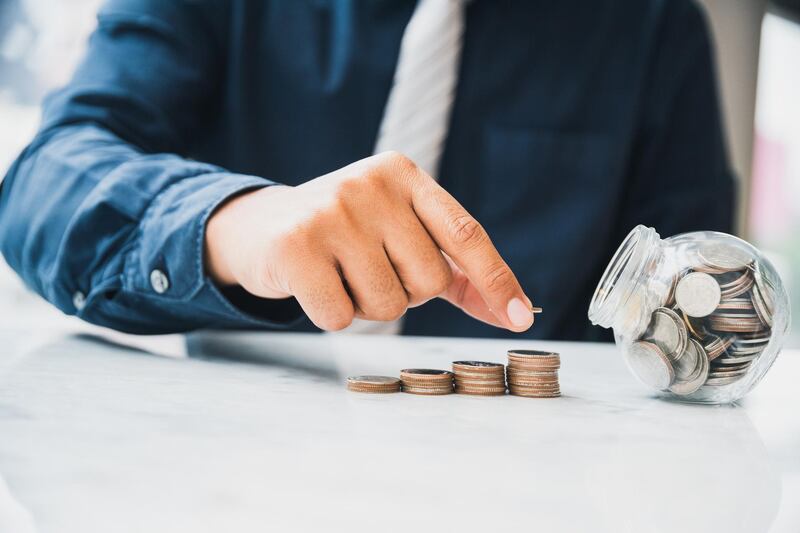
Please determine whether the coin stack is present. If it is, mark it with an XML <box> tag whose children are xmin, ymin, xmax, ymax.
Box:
<box><xmin>630</xmin><ymin>242</ymin><xmax>775</xmax><ymax>395</ymax></box>
<box><xmin>346</xmin><ymin>376</ymin><xmax>402</xmax><ymax>394</ymax></box>
<box><xmin>452</xmin><ymin>361</ymin><xmax>506</xmax><ymax>396</ymax></box>
<box><xmin>400</xmin><ymin>369</ymin><xmax>454</xmax><ymax>395</ymax></box>
<box><xmin>505</xmin><ymin>350</ymin><xmax>561</xmax><ymax>398</ymax></box>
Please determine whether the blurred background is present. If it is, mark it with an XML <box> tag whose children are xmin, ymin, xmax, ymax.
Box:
<box><xmin>0</xmin><ymin>0</ymin><xmax>798</xmax><ymax>345</ymax></box>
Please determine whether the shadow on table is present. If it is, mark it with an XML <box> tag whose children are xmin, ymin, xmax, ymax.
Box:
<box><xmin>186</xmin><ymin>331</ymin><xmax>340</xmax><ymax>381</ymax></box>
<box><xmin>62</xmin><ymin>331</ymin><xmax>340</xmax><ymax>383</ymax></box>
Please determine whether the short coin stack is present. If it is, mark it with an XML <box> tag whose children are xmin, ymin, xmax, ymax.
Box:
<box><xmin>506</xmin><ymin>350</ymin><xmax>561</xmax><ymax>398</ymax></box>
<box><xmin>400</xmin><ymin>369</ymin><xmax>454</xmax><ymax>395</ymax></box>
<box><xmin>346</xmin><ymin>375</ymin><xmax>402</xmax><ymax>394</ymax></box>
<box><xmin>452</xmin><ymin>361</ymin><xmax>506</xmax><ymax>396</ymax></box>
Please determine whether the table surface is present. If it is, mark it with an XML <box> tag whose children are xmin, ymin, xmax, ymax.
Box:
<box><xmin>0</xmin><ymin>317</ymin><xmax>798</xmax><ymax>533</ymax></box>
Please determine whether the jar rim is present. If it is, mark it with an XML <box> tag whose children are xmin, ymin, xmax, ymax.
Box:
<box><xmin>588</xmin><ymin>225</ymin><xmax>659</xmax><ymax>328</ymax></box>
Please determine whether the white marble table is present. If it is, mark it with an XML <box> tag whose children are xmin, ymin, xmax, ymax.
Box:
<box><xmin>0</xmin><ymin>323</ymin><xmax>797</xmax><ymax>533</ymax></box>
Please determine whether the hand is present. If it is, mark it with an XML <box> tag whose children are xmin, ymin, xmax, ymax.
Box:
<box><xmin>205</xmin><ymin>151</ymin><xmax>535</xmax><ymax>332</ymax></box>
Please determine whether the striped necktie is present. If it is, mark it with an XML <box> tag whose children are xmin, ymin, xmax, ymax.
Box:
<box><xmin>345</xmin><ymin>0</ymin><xmax>467</xmax><ymax>335</ymax></box>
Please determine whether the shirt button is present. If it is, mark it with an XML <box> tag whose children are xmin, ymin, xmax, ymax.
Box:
<box><xmin>150</xmin><ymin>269</ymin><xmax>170</xmax><ymax>294</ymax></box>
<box><xmin>72</xmin><ymin>291</ymin><xmax>86</xmax><ymax>311</ymax></box>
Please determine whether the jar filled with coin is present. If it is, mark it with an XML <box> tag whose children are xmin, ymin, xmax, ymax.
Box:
<box><xmin>588</xmin><ymin>225</ymin><xmax>790</xmax><ymax>404</ymax></box>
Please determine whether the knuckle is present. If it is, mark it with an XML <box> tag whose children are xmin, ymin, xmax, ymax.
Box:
<box><xmin>383</xmin><ymin>151</ymin><xmax>422</xmax><ymax>185</ymax></box>
<box><xmin>384</xmin><ymin>150</ymin><xmax>416</xmax><ymax>170</ymax></box>
<box><xmin>430</xmin><ymin>266</ymin><xmax>454</xmax><ymax>295</ymax></box>
<box><xmin>369</xmin><ymin>295</ymin><xmax>408</xmax><ymax>322</ymax></box>
<box><xmin>409</xmin><ymin>265</ymin><xmax>452</xmax><ymax>302</ymax></box>
<box><xmin>447</xmin><ymin>213</ymin><xmax>486</xmax><ymax>249</ymax></box>
<box><xmin>318</xmin><ymin>308</ymin><xmax>354</xmax><ymax>332</ymax></box>
<box><xmin>483</xmin><ymin>261</ymin><xmax>515</xmax><ymax>295</ymax></box>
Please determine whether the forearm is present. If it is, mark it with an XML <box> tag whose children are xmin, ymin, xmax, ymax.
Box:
<box><xmin>0</xmin><ymin>124</ymin><xmax>300</xmax><ymax>333</ymax></box>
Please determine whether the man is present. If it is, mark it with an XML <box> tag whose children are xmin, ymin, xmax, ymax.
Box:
<box><xmin>0</xmin><ymin>0</ymin><xmax>734</xmax><ymax>340</ymax></box>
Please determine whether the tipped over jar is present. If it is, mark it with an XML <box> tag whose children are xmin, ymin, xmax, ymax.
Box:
<box><xmin>588</xmin><ymin>225</ymin><xmax>790</xmax><ymax>404</ymax></box>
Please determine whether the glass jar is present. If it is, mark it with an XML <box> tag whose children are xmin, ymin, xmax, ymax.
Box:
<box><xmin>588</xmin><ymin>225</ymin><xmax>790</xmax><ymax>404</ymax></box>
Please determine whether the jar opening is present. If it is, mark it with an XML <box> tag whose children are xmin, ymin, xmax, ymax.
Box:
<box><xmin>588</xmin><ymin>225</ymin><xmax>659</xmax><ymax>329</ymax></box>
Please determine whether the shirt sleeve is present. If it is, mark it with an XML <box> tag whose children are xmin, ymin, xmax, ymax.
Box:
<box><xmin>0</xmin><ymin>0</ymin><xmax>305</xmax><ymax>334</ymax></box>
<box><xmin>614</xmin><ymin>0</ymin><xmax>736</xmax><ymax>242</ymax></box>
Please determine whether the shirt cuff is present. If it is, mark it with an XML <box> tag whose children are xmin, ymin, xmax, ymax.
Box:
<box><xmin>124</xmin><ymin>171</ymin><xmax>306</xmax><ymax>328</ymax></box>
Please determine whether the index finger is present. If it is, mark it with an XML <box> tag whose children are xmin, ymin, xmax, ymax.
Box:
<box><xmin>409</xmin><ymin>176</ymin><xmax>534</xmax><ymax>331</ymax></box>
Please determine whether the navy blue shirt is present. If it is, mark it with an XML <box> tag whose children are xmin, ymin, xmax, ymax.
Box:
<box><xmin>0</xmin><ymin>0</ymin><xmax>734</xmax><ymax>340</ymax></box>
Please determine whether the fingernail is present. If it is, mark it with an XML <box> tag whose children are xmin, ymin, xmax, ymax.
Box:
<box><xmin>507</xmin><ymin>297</ymin><xmax>533</xmax><ymax>329</ymax></box>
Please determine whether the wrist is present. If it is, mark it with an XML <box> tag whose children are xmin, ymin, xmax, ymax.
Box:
<box><xmin>204</xmin><ymin>184</ymin><xmax>292</xmax><ymax>287</ymax></box>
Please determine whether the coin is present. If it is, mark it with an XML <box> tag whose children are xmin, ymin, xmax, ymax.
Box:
<box><xmin>753</xmin><ymin>268</ymin><xmax>775</xmax><ymax>315</ymax></box>
<box><xmin>508</xmin><ymin>389</ymin><xmax>561</xmax><ymax>398</ymax></box>
<box><xmin>703</xmin><ymin>335</ymin><xmax>734</xmax><ymax>361</ymax></box>
<box><xmin>704</xmin><ymin>375</ymin><xmax>744</xmax><ymax>386</ymax></box>
<box><xmin>707</xmin><ymin>315</ymin><xmax>765</xmax><ymax>333</ymax></box>
<box><xmin>452</xmin><ymin>361</ymin><xmax>506</xmax><ymax>395</ymax></box>
<box><xmin>643</xmin><ymin>307</ymin><xmax>687</xmax><ymax>359</ymax></box>
<box><xmin>718</xmin><ymin>271</ymin><xmax>755</xmax><ymax>299</ymax></box>
<box><xmin>507</xmin><ymin>349</ymin><xmax>560</xmax><ymax>361</ymax></box>
<box><xmin>717</xmin><ymin>297</ymin><xmax>754</xmax><ymax>311</ymax></box>
<box><xmin>663</xmin><ymin>271</ymin><xmax>681</xmax><ymax>307</ymax></box>
<box><xmin>672</xmin><ymin>338</ymin><xmax>701</xmax><ymax>382</ymax></box>
<box><xmin>669</xmin><ymin>340</ymin><xmax>709</xmax><ymax>396</ymax></box>
<box><xmin>751</xmin><ymin>282</ymin><xmax>774</xmax><ymax>328</ymax></box>
<box><xmin>400</xmin><ymin>369</ymin><xmax>453</xmax><ymax>379</ymax></box>
<box><xmin>697</xmin><ymin>242</ymin><xmax>754</xmax><ymax>272</ymax></box>
<box><xmin>714</xmin><ymin>353</ymin><xmax>758</xmax><ymax>364</ymax></box>
<box><xmin>507</xmin><ymin>350</ymin><xmax>561</xmax><ymax>398</ymax></box>
<box><xmin>452</xmin><ymin>361</ymin><xmax>504</xmax><ymax>371</ymax></box>
<box><xmin>456</xmin><ymin>387</ymin><xmax>506</xmax><ymax>396</ymax></box>
<box><xmin>626</xmin><ymin>341</ymin><xmax>675</xmax><ymax>390</ymax></box>
<box><xmin>402</xmin><ymin>387</ymin><xmax>454</xmax><ymax>395</ymax></box>
<box><xmin>708</xmin><ymin>367</ymin><xmax>749</xmax><ymax>377</ymax></box>
<box><xmin>680</xmin><ymin>311</ymin><xmax>706</xmax><ymax>340</ymax></box>
<box><xmin>675</xmin><ymin>272</ymin><xmax>721</xmax><ymax>317</ymax></box>
<box><xmin>455</xmin><ymin>384</ymin><xmax>507</xmax><ymax>393</ymax></box>
<box><xmin>346</xmin><ymin>375</ymin><xmax>402</xmax><ymax>393</ymax></box>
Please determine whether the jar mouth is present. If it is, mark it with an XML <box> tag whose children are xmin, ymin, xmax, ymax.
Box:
<box><xmin>588</xmin><ymin>225</ymin><xmax>659</xmax><ymax>329</ymax></box>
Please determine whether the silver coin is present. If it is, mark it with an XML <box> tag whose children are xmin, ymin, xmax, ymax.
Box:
<box><xmin>675</xmin><ymin>272</ymin><xmax>721</xmax><ymax>317</ymax></box>
<box><xmin>452</xmin><ymin>361</ymin><xmax>504</xmax><ymax>368</ymax></box>
<box><xmin>709</xmin><ymin>364</ymin><xmax>750</xmax><ymax>375</ymax></box>
<box><xmin>401</xmin><ymin>369</ymin><xmax>453</xmax><ymax>376</ymax></box>
<box><xmin>704</xmin><ymin>375</ymin><xmax>745</xmax><ymax>386</ymax></box>
<box><xmin>735</xmin><ymin>334</ymin><xmax>771</xmax><ymax>345</ymax></box>
<box><xmin>717</xmin><ymin>297</ymin><xmax>755</xmax><ymax>311</ymax></box>
<box><xmin>673</xmin><ymin>337</ymin><xmax>700</xmax><ymax>381</ymax></box>
<box><xmin>698</xmin><ymin>242</ymin><xmax>755</xmax><ymax>271</ymax></box>
<box><xmin>715</xmin><ymin>353</ymin><xmax>759</xmax><ymax>364</ymax></box>
<box><xmin>507</xmin><ymin>349</ymin><xmax>560</xmax><ymax>358</ymax></box>
<box><xmin>727</xmin><ymin>343</ymin><xmax>765</xmax><ymax>356</ymax></box>
<box><xmin>751</xmin><ymin>283</ymin><xmax>773</xmax><ymax>329</ymax></box>
<box><xmin>681</xmin><ymin>311</ymin><xmax>707</xmax><ymax>340</ymax></box>
<box><xmin>708</xmin><ymin>369</ymin><xmax>749</xmax><ymax>379</ymax></box>
<box><xmin>347</xmin><ymin>376</ymin><xmax>401</xmax><ymax>385</ymax></box>
<box><xmin>643</xmin><ymin>307</ymin><xmax>688</xmax><ymax>358</ymax></box>
<box><xmin>670</xmin><ymin>340</ymin><xmax>709</xmax><ymax>395</ymax></box>
<box><xmin>626</xmin><ymin>341</ymin><xmax>675</xmax><ymax>390</ymax></box>
<box><xmin>753</xmin><ymin>264</ymin><xmax>775</xmax><ymax>314</ymax></box>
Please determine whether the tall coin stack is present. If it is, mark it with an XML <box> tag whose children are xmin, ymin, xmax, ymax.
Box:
<box><xmin>631</xmin><ymin>242</ymin><xmax>775</xmax><ymax>395</ymax></box>
<box><xmin>506</xmin><ymin>350</ymin><xmax>561</xmax><ymax>398</ymax></box>
<box><xmin>400</xmin><ymin>369</ymin><xmax>454</xmax><ymax>395</ymax></box>
<box><xmin>452</xmin><ymin>361</ymin><xmax>506</xmax><ymax>396</ymax></box>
